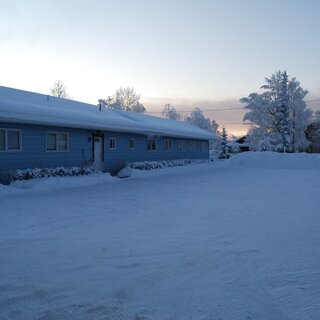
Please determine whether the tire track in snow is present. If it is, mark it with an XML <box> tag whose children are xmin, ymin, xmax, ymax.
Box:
<box><xmin>263</xmin><ymin>253</ymin><xmax>320</xmax><ymax>319</ymax></box>
<box><xmin>223</xmin><ymin>249</ymin><xmax>290</xmax><ymax>320</ymax></box>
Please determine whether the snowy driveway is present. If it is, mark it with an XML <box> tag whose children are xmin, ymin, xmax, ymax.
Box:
<box><xmin>1</xmin><ymin>156</ymin><xmax>320</xmax><ymax>319</ymax></box>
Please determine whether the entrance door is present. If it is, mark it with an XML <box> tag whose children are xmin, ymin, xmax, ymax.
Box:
<box><xmin>93</xmin><ymin>136</ymin><xmax>103</xmax><ymax>170</ymax></box>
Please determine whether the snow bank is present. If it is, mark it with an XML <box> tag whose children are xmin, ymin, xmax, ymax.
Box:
<box><xmin>3</xmin><ymin>152</ymin><xmax>319</xmax><ymax>197</ymax></box>
<box><xmin>0</xmin><ymin>162</ymin><xmax>215</xmax><ymax>196</ymax></box>
<box><xmin>127</xmin><ymin>158</ymin><xmax>210</xmax><ymax>170</ymax></box>
<box><xmin>0</xmin><ymin>172</ymin><xmax>118</xmax><ymax>197</ymax></box>
<box><xmin>224</xmin><ymin>151</ymin><xmax>320</xmax><ymax>170</ymax></box>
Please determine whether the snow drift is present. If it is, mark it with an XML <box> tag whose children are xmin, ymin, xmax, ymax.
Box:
<box><xmin>224</xmin><ymin>152</ymin><xmax>320</xmax><ymax>170</ymax></box>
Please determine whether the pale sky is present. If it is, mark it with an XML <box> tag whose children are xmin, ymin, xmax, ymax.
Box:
<box><xmin>1</xmin><ymin>0</ymin><xmax>320</xmax><ymax>135</ymax></box>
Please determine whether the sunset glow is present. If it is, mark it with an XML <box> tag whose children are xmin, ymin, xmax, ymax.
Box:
<box><xmin>1</xmin><ymin>0</ymin><xmax>320</xmax><ymax>135</ymax></box>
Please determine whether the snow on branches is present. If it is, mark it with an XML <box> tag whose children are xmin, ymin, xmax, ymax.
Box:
<box><xmin>241</xmin><ymin>71</ymin><xmax>311</xmax><ymax>152</ymax></box>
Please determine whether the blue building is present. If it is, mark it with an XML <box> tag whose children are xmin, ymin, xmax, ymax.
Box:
<box><xmin>0</xmin><ymin>87</ymin><xmax>215</xmax><ymax>182</ymax></box>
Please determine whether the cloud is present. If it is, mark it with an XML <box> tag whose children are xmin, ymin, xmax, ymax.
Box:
<box><xmin>142</xmin><ymin>96</ymin><xmax>248</xmax><ymax>136</ymax></box>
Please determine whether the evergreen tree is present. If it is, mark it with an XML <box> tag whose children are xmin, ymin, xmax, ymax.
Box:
<box><xmin>219</xmin><ymin>127</ymin><xmax>229</xmax><ymax>159</ymax></box>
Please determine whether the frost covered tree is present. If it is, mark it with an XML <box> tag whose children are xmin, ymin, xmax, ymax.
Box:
<box><xmin>162</xmin><ymin>104</ymin><xmax>181</xmax><ymax>120</ymax></box>
<box><xmin>187</xmin><ymin>107</ymin><xmax>208</xmax><ymax>129</ymax></box>
<box><xmin>308</xmin><ymin>111</ymin><xmax>320</xmax><ymax>144</ymax></box>
<box><xmin>114</xmin><ymin>87</ymin><xmax>145</xmax><ymax>112</ymax></box>
<box><xmin>98</xmin><ymin>96</ymin><xmax>121</xmax><ymax>109</ymax></box>
<box><xmin>288</xmin><ymin>79</ymin><xmax>312</xmax><ymax>151</ymax></box>
<box><xmin>219</xmin><ymin>127</ymin><xmax>229</xmax><ymax>159</ymax></box>
<box><xmin>186</xmin><ymin>107</ymin><xmax>218</xmax><ymax>132</ymax></box>
<box><xmin>314</xmin><ymin>110</ymin><xmax>320</xmax><ymax>123</ymax></box>
<box><xmin>100</xmin><ymin>87</ymin><xmax>146</xmax><ymax>113</ymax></box>
<box><xmin>277</xmin><ymin>71</ymin><xmax>291</xmax><ymax>151</ymax></box>
<box><xmin>241</xmin><ymin>71</ymin><xmax>311</xmax><ymax>152</ymax></box>
<box><xmin>50</xmin><ymin>80</ymin><xmax>69</xmax><ymax>99</ymax></box>
<box><xmin>211</xmin><ymin>119</ymin><xmax>219</xmax><ymax>133</ymax></box>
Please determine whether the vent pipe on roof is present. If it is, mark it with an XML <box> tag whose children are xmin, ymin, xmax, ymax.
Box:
<box><xmin>98</xmin><ymin>99</ymin><xmax>106</xmax><ymax>111</ymax></box>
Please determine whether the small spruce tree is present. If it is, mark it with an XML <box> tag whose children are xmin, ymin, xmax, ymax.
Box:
<box><xmin>219</xmin><ymin>127</ymin><xmax>229</xmax><ymax>159</ymax></box>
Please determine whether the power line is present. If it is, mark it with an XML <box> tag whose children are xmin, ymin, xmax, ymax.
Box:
<box><xmin>145</xmin><ymin>98</ymin><xmax>320</xmax><ymax>115</ymax></box>
<box><xmin>220</xmin><ymin>122</ymin><xmax>252</xmax><ymax>125</ymax></box>
<box><xmin>145</xmin><ymin>107</ymin><xmax>243</xmax><ymax>114</ymax></box>
<box><xmin>306</xmin><ymin>99</ymin><xmax>320</xmax><ymax>103</ymax></box>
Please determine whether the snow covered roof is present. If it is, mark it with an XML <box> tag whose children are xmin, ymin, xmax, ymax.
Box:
<box><xmin>0</xmin><ymin>86</ymin><xmax>215</xmax><ymax>140</ymax></box>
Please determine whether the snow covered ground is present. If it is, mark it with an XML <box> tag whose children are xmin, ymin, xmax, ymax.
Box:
<box><xmin>1</xmin><ymin>152</ymin><xmax>320</xmax><ymax>320</ymax></box>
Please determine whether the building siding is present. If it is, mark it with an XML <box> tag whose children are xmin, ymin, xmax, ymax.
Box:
<box><xmin>103</xmin><ymin>132</ymin><xmax>209</xmax><ymax>172</ymax></box>
<box><xmin>0</xmin><ymin>123</ymin><xmax>92</xmax><ymax>179</ymax></box>
<box><xmin>0</xmin><ymin>122</ymin><xmax>209</xmax><ymax>181</ymax></box>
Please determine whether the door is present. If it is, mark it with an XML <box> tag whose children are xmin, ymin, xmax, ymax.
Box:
<box><xmin>93</xmin><ymin>136</ymin><xmax>103</xmax><ymax>170</ymax></box>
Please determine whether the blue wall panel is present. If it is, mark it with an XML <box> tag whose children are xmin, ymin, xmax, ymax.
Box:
<box><xmin>102</xmin><ymin>132</ymin><xmax>209</xmax><ymax>172</ymax></box>
<box><xmin>0</xmin><ymin>122</ymin><xmax>209</xmax><ymax>181</ymax></box>
<box><xmin>0</xmin><ymin>123</ymin><xmax>92</xmax><ymax>180</ymax></box>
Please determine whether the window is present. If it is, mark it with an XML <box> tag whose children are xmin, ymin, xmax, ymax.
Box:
<box><xmin>129</xmin><ymin>139</ymin><xmax>135</xmax><ymax>149</ymax></box>
<box><xmin>164</xmin><ymin>139</ymin><xmax>172</xmax><ymax>151</ymax></box>
<box><xmin>0</xmin><ymin>129</ymin><xmax>22</xmax><ymax>152</ymax></box>
<box><xmin>191</xmin><ymin>141</ymin><xmax>196</xmax><ymax>151</ymax></box>
<box><xmin>46</xmin><ymin>132</ymin><xmax>68</xmax><ymax>151</ymax></box>
<box><xmin>201</xmin><ymin>142</ymin><xmax>206</xmax><ymax>151</ymax></box>
<box><xmin>0</xmin><ymin>130</ymin><xmax>5</xmax><ymax>151</ymax></box>
<box><xmin>109</xmin><ymin>138</ymin><xmax>116</xmax><ymax>149</ymax></box>
<box><xmin>147</xmin><ymin>139</ymin><xmax>157</xmax><ymax>151</ymax></box>
<box><xmin>57</xmin><ymin>133</ymin><xmax>68</xmax><ymax>150</ymax></box>
<box><xmin>178</xmin><ymin>140</ymin><xmax>185</xmax><ymax>151</ymax></box>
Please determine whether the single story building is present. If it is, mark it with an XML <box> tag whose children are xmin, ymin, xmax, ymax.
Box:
<box><xmin>234</xmin><ymin>135</ymin><xmax>250</xmax><ymax>152</ymax></box>
<box><xmin>0</xmin><ymin>86</ymin><xmax>215</xmax><ymax>182</ymax></box>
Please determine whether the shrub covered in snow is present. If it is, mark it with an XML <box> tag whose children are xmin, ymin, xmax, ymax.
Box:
<box><xmin>127</xmin><ymin>159</ymin><xmax>209</xmax><ymax>171</ymax></box>
<box><xmin>10</xmin><ymin>166</ymin><xmax>98</xmax><ymax>182</ymax></box>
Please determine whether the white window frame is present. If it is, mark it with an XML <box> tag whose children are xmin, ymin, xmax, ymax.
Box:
<box><xmin>0</xmin><ymin>128</ymin><xmax>22</xmax><ymax>152</ymax></box>
<box><xmin>147</xmin><ymin>138</ymin><xmax>157</xmax><ymax>152</ymax></box>
<box><xmin>129</xmin><ymin>139</ymin><xmax>136</xmax><ymax>150</ymax></box>
<box><xmin>178</xmin><ymin>140</ymin><xmax>185</xmax><ymax>151</ymax></box>
<box><xmin>164</xmin><ymin>139</ymin><xmax>173</xmax><ymax>152</ymax></box>
<box><xmin>46</xmin><ymin>131</ymin><xmax>69</xmax><ymax>152</ymax></box>
<box><xmin>109</xmin><ymin>138</ymin><xmax>116</xmax><ymax>150</ymax></box>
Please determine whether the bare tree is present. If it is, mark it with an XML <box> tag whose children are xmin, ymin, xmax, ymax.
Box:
<box><xmin>50</xmin><ymin>80</ymin><xmax>69</xmax><ymax>99</ymax></box>
<box><xmin>162</xmin><ymin>104</ymin><xmax>181</xmax><ymax>120</ymax></box>
<box><xmin>186</xmin><ymin>107</ymin><xmax>218</xmax><ymax>132</ymax></box>
<box><xmin>211</xmin><ymin>119</ymin><xmax>219</xmax><ymax>133</ymax></box>
<box><xmin>100</xmin><ymin>87</ymin><xmax>146</xmax><ymax>113</ymax></box>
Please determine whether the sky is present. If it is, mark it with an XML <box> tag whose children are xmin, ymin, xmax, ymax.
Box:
<box><xmin>1</xmin><ymin>0</ymin><xmax>320</xmax><ymax>135</ymax></box>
